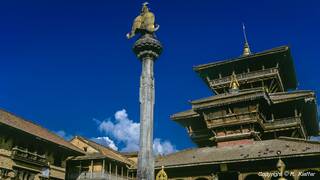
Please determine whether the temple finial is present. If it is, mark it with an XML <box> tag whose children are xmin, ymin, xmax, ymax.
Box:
<box><xmin>242</xmin><ymin>23</ymin><xmax>251</xmax><ymax>56</ymax></box>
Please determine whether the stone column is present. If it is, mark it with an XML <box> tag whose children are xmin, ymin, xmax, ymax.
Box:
<box><xmin>133</xmin><ymin>33</ymin><xmax>162</xmax><ymax>180</ymax></box>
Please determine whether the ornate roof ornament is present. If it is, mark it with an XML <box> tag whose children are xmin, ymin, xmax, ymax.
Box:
<box><xmin>156</xmin><ymin>166</ymin><xmax>168</xmax><ymax>180</ymax></box>
<box><xmin>277</xmin><ymin>151</ymin><xmax>287</xmax><ymax>180</ymax></box>
<box><xmin>229</xmin><ymin>72</ymin><xmax>240</xmax><ymax>93</ymax></box>
<box><xmin>242</xmin><ymin>23</ymin><xmax>251</xmax><ymax>56</ymax></box>
<box><xmin>126</xmin><ymin>2</ymin><xmax>160</xmax><ymax>39</ymax></box>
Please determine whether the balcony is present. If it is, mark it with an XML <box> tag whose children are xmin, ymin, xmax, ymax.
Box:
<box><xmin>208</xmin><ymin>67</ymin><xmax>282</xmax><ymax>90</ymax></box>
<box><xmin>203</xmin><ymin>111</ymin><xmax>265</xmax><ymax>129</ymax></box>
<box><xmin>11</xmin><ymin>147</ymin><xmax>47</xmax><ymax>166</ymax></box>
<box><xmin>263</xmin><ymin>117</ymin><xmax>301</xmax><ymax>131</ymax></box>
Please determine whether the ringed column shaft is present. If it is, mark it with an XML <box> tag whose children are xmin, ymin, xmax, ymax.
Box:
<box><xmin>139</xmin><ymin>56</ymin><xmax>155</xmax><ymax>179</ymax></box>
<box><xmin>133</xmin><ymin>34</ymin><xmax>162</xmax><ymax>180</ymax></box>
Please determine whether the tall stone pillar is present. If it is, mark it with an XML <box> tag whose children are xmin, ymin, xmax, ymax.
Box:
<box><xmin>133</xmin><ymin>33</ymin><xmax>162</xmax><ymax>180</ymax></box>
<box><xmin>127</xmin><ymin>3</ymin><xmax>162</xmax><ymax>179</ymax></box>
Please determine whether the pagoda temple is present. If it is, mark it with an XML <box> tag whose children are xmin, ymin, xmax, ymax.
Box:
<box><xmin>173</xmin><ymin>46</ymin><xmax>318</xmax><ymax>147</ymax></box>
<box><xmin>154</xmin><ymin>45</ymin><xmax>320</xmax><ymax>180</ymax></box>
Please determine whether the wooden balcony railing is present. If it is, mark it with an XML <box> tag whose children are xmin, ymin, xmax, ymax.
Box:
<box><xmin>263</xmin><ymin>117</ymin><xmax>301</xmax><ymax>130</ymax></box>
<box><xmin>11</xmin><ymin>147</ymin><xmax>47</xmax><ymax>166</ymax></box>
<box><xmin>208</xmin><ymin>67</ymin><xmax>279</xmax><ymax>88</ymax></box>
<box><xmin>204</xmin><ymin>111</ymin><xmax>265</xmax><ymax>129</ymax></box>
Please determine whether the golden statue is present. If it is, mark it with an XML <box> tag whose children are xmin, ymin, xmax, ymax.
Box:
<box><xmin>126</xmin><ymin>2</ymin><xmax>159</xmax><ymax>39</ymax></box>
<box><xmin>230</xmin><ymin>72</ymin><xmax>240</xmax><ymax>90</ymax></box>
<box><xmin>156</xmin><ymin>166</ymin><xmax>168</xmax><ymax>180</ymax></box>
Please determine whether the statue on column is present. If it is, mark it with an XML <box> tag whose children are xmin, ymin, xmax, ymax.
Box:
<box><xmin>127</xmin><ymin>2</ymin><xmax>163</xmax><ymax>179</ymax></box>
<box><xmin>126</xmin><ymin>2</ymin><xmax>160</xmax><ymax>39</ymax></box>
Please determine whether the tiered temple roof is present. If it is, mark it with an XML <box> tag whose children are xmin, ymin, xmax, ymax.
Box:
<box><xmin>171</xmin><ymin>45</ymin><xmax>319</xmax><ymax>147</ymax></box>
<box><xmin>194</xmin><ymin>46</ymin><xmax>297</xmax><ymax>94</ymax></box>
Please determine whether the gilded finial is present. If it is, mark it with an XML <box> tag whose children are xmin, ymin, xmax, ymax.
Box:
<box><xmin>126</xmin><ymin>2</ymin><xmax>160</xmax><ymax>39</ymax></box>
<box><xmin>242</xmin><ymin>23</ymin><xmax>251</xmax><ymax>56</ymax></box>
<box><xmin>156</xmin><ymin>166</ymin><xmax>168</xmax><ymax>180</ymax></box>
<box><xmin>229</xmin><ymin>72</ymin><xmax>240</xmax><ymax>93</ymax></box>
<box><xmin>276</xmin><ymin>151</ymin><xmax>287</xmax><ymax>180</ymax></box>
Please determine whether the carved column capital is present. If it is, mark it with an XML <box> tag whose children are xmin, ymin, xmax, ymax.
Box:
<box><xmin>133</xmin><ymin>34</ymin><xmax>163</xmax><ymax>60</ymax></box>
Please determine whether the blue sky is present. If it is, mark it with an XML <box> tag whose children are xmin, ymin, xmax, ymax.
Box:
<box><xmin>0</xmin><ymin>0</ymin><xmax>319</xmax><ymax>152</ymax></box>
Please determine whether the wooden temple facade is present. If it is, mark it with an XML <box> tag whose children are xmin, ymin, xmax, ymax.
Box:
<box><xmin>0</xmin><ymin>108</ymin><xmax>137</xmax><ymax>180</ymax></box>
<box><xmin>154</xmin><ymin>46</ymin><xmax>320</xmax><ymax>180</ymax></box>
<box><xmin>0</xmin><ymin>109</ymin><xmax>84</xmax><ymax>180</ymax></box>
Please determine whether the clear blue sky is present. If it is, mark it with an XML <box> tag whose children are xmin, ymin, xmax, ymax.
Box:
<box><xmin>0</xmin><ymin>0</ymin><xmax>319</xmax><ymax>151</ymax></box>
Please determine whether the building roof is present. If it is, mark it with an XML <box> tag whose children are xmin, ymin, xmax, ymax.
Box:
<box><xmin>173</xmin><ymin>90</ymin><xmax>316</xmax><ymax>115</ymax></box>
<box><xmin>171</xmin><ymin>90</ymin><xmax>319</xmax><ymax>135</ymax></box>
<box><xmin>271</xmin><ymin>90</ymin><xmax>318</xmax><ymax>135</ymax></box>
<box><xmin>69</xmin><ymin>153</ymin><xmax>109</xmax><ymax>161</ymax></box>
<box><xmin>0</xmin><ymin>109</ymin><xmax>84</xmax><ymax>154</ymax></box>
<box><xmin>71</xmin><ymin>136</ymin><xmax>133</xmax><ymax>165</ymax></box>
<box><xmin>269</xmin><ymin>90</ymin><xmax>316</xmax><ymax>103</ymax></box>
<box><xmin>121</xmin><ymin>151</ymin><xmax>139</xmax><ymax>157</ymax></box>
<box><xmin>193</xmin><ymin>46</ymin><xmax>297</xmax><ymax>91</ymax></box>
<box><xmin>155</xmin><ymin>137</ymin><xmax>320</xmax><ymax>169</ymax></box>
<box><xmin>191</xmin><ymin>88</ymin><xmax>270</xmax><ymax>110</ymax></box>
<box><xmin>170</xmin><ymin>109</ymin><xmax>199</xmax><ymax>121</ymax></box>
